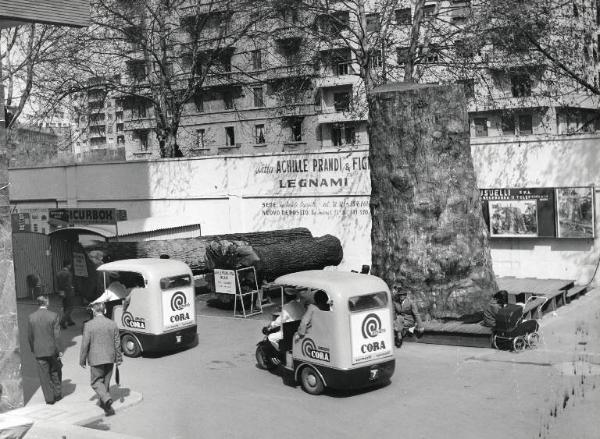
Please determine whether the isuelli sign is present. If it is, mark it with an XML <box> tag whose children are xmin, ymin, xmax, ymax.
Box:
<box><xmin>49</xmin><ymin>208</ymin><xmax>117</xmax><ymax>225</ymax></box>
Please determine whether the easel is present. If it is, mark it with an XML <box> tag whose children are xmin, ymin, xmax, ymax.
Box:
<box><xmin>233</xmin><ymin>267</ymin><xmax>262</xmax><ymax>318</ymax></box>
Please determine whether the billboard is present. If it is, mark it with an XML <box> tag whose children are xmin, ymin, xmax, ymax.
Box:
<box><xmin>0</xmin><ymin>0</ymin><xmax>90</xmax><ymax>28</ymax></box>
<box><xmin>480</xmin><ymin>187</ymin><xmax>595</xmax><ymax>239</ymax></box>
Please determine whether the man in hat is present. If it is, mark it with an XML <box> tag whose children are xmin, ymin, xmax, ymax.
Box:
<box><xmin>28</xmin><ymin>295</ymin><xmax>63</xmax><ymax>404</ymax></box>
<box><xmin>80</xmin><ymin>301</ymin><xmax>122</xmax><ymax>416</ymax></box>
<box><xmin>392</xmin><ymin>285</ymin><xmax>424</xmax><ymax>348</ymax></box>
<box><xmin>56</xmin><ymin>259</ymin><xmax>75</xmax><ymax>328</ymax></box>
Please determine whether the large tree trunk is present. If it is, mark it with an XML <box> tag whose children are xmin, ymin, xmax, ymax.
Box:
<box><xmin>87</xmin><ymin>228</ymin><xmax>315</xmax><ymax>271</ymax></box>
<box><xmin>367</xmin><ymin>83</ymin><xmax>497</xmax><ymax>318</ymax></box>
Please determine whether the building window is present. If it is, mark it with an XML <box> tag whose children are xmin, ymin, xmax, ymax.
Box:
<box><xmin>366</xmin><ymin>13</ymin><xmax>380</xmax><ymax>32</ymax></box>
<box><xmin>131</xmin><ymin>98</ymin><xmax>148</xmax><ymax>119</ymax></box>
<box><xmin>251</xmin><ymin>50</ymin><xmax>262</xmax><ymax>70</ymax></box>
<box><xmin>223</xmin><ymin>92</ymin><xmax>234</xmax><ymax>110</ymax></box>
<box><xmin>422</xmin><ymin>44</ymin><xmax>440</xmax><ymax>63</ymax></box>
<box><xmin>369</xmin><ymin>49</ymin><xmax>383</xmax><ymax>68</ymax></box>
<box><xmin>225</xmin><ymin>126</ymin><xmax>235</xmax><ymax>146</ymax></box>
<box><xmin>511</xmin><ymin>73</ymin><xmax>532</xmax><ymax>97</ymax></box>
<box><xmin>397</xmin><ymin>46</ymin><xmax>410</xmax><ymax>64</ymax></box>
<box><xmin>253</xmin><ymin>87</ymin><xmax>264</xmax><ymax>107</ymax></box>
<box><xmin>395</xmin><ymin>8</ymin><xmax>412</xmax><ymax>25</ymax></box>
<box><xmin>474</xmin><ymin>118</ymin><xmax>488</xmax><ymax>137</ymax></box>
<box><xmin>127</xmin><ymin>60</ymin><xmax>146</xmax><ymax>82</ymax></box>
<box><xmin>138</xmin><ymin>131</ymin><xmax>149</xmax><ymax>151</ymax></box>
<box><xmin>254</xmin><ymin>124</ymin><xmax>265</xmax><ymax>144</ymax></box>
<box><xmin>194</xmin><ymin>92</ymin><xmax>204</xmax><ymax>113</ymax></box>
<box><xmin>457</xmin><ymin>78</ymin><xmax>474</xmax><ymax>99</ymax></box>
<box><xmin>518</xmin><ymin>114</ymin><xmax>533</xmax><ymax>135</ymax></box>
<box><xmin>422</xmin><ymin>4</ymin><xmax>436</xmax><ymax>18</ymax></box>
<box><xmin>332</xmin><ymin>123</ymin><xmax>356</xmax><ymax>146</ymax></box>
<box><xmin>117</xmin><ymin>136</ymin><xmax>125</xmax><ymax>145</ymax></box>
<box><xmin>501</xmin><ymin>113</ymin><xmax>515</xmax><ymax>135</ymax></box>
<box><xmin>196</xmin><ymin>129</ymin><xmax>206</xmax><ymax>148</ymax></box>
<box><xmin>333</xmin><ymin>91</ymin><xmax>351</xmax><ymax>112</ymax></box>
<box><xmin>291</xmin><ymin>120</ymin><xmax>302</xmax><ymax>141</ymax></box>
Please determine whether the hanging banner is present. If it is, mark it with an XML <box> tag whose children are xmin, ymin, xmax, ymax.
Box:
<box><xmin>72</xmin><ymin>252</ymin><xmax>88</xmax><ymax>277</ymax></box>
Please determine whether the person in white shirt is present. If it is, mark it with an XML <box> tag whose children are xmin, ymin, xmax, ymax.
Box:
<box><xmin>265</xmin><ymin>288</ymin><xmax>308</xmax><ymax>350</ymax></box>
<box><xmin>92</xmin><ymin>272</ymin><xmax>129</xmax><ymax>318</ymax></box>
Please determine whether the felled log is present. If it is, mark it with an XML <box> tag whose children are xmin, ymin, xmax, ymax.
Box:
<box><xmin>86</xmin><ymin>228</ymin><xmax>313</xmax><ymax>271</ymax></box>
<box><xmin>254</xmin><ymin>235</ymin><xmax>343</xmax><ymax>282</ymax></box>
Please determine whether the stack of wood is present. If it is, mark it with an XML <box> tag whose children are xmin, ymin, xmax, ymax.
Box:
<box><xmin>87</xmin><ymin>228</ymin><xmax>344</xmax><ymax>283</ymax></box>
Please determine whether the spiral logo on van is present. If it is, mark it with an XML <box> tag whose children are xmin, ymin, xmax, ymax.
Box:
<box><xmin>301</xmin><ymin>338</ymin><xmax>330</xmax><ymax>362</ymax></box>
<box><xmin>170</xmin><ymin>291</ymin><xmax>187</xmax><ymax>311</ymax></box>
<box><xmin>122</xmin><ymin>312</ymin><xmax>133</xmax><ymax>327</ymax></box>
<box><xmin>362</xmin><ymin>313</ymin><xmax>382</xmax><ymax>338</ymax></box>
<box><xmin>302</xmin><ymin>338</ymin><xmax>317</xmax><ymax>357</ymax></box>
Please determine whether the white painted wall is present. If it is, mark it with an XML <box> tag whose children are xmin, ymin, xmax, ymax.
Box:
<box><xmin>10</xmin><ymin>134</ymin><xmax>600</xmax><ymax>284</ymax></box>
<box><xmin>472</xmin><ymin>134</ymin><xmax>600</xmax><ymax>284</ymax></box>
<box><xmin>9</xmin><ymin>150</ymin><xmax>372</xmax><ymax>271</ymax></box>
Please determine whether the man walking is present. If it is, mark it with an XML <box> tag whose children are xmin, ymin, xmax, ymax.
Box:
<box><xmin>56</xmin><ymin>259</ymin><xmax>75</xmax><ymax>328</ymax></box>
<box><xmin>27</xmin><ymin>295</ymin><xmax>63</xmax><ymax>405</ymax></box>
<box><xmin>79</xmin><ymin>302</ymin><xmax>122</xmax><ymax>416</ymax></box>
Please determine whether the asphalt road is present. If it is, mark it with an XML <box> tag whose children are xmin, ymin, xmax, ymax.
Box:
<box><xmin>75</xmin><ymin>291</ymin><xmax>599</xmax><ymax>439</ymax></box>
<box><xmin>20</xmin><ymin>292</ymin><xmax>599</xmax><ymax>439</ymax></box>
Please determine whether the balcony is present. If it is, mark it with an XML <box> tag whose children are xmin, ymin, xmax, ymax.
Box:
<box><xmin>266</xmin><ymin>64</ymin><xmax>315</xmax><ymax>81</ymax></box>
<box><xmin>273</xmin><ymin>26</ymin><xmax>304</xmax><ymax>44</ymax></box>
<box><xmin>315</xmin><ymin>107</ymin><xmax>366</xmax><ymax>124</ymax></box>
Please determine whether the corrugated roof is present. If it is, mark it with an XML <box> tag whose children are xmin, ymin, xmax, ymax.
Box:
<box><xmin>49</xmin><ymin>216</ymin><xmax>201</xmax><ymax>238</ymax></box>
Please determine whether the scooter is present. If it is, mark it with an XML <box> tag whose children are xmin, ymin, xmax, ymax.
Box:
<box><xmin>255</xmin><ymin>325</ymin><xmax>282</xmax><ymax>370</ymax></box>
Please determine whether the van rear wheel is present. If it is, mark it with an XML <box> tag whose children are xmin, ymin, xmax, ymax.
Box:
<box><xmin>121</xmin><ymin>333</ymin><xmax>141</xmax><ymax>358</ymax></box>
<box><xmin>300</xmin><ymin>366</ymin><xmax>324</xmax><ymax>395</ymax></box>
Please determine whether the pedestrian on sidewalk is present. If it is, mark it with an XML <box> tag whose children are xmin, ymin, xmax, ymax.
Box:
<box><xmin>27</xmin><ymin>295</ymin><xmax>63</xmax><ymax>405</ymax></box>
<box><xmin>56</xmin><ymin>259</ymin><xmax>76</xmax><ymax>328</ymax></box>
<box><xmin>79</xmin><ymin>301</ymin><xmax>123</xmax><ymax>416</ymax></box>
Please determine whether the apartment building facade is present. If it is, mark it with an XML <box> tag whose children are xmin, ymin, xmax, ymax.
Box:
<box><xmin>72</xmin><ymin>0</ymin><xmax>600</xmax><ymax>160</ymax></box>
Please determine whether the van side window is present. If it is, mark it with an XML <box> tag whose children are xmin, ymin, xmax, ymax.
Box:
<box><xmin>160</xmin><ymin>274</ymin><xmax>192</xmax><ymax>290</ymax></box>
<box><xmin>119</xmin><ymin>271</ymin><xmax>146</xmax><ymax>289</ymax></box>
<box><xmin>348</xmin><ymin>292</ymin><xmax>388</xmax><ymax>312</ymax></box>
<box><xmin>313</xmin><ymin>290</ymin><xmax>330</xmax><ymax>311</ymax></box>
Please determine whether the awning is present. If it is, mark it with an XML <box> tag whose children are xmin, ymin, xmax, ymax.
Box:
<box><xmin>49</xmin><ymin>216</ymin><xmax>202</xmax><ymax>239</ymax></box>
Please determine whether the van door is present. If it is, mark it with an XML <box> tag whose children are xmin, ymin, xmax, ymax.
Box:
<box><xmin>348</xmin><ymin>292</ymin><xmax>393</xmax><ymax>365</ymax></box>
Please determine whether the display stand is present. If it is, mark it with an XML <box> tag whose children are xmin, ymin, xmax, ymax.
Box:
<box><xmin>233</xmin><ymin>267</ymin><xmax>262</xmax><ymax>318</ymax></box>
<box><xmin>213</xmin><ymin>267</ymin><xmax>262</xmax><ymax>318</ymax></box>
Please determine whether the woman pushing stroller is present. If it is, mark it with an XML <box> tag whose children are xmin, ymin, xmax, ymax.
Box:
<box><xmin>483</xmin><ymin>290</ymin><xmax>541</xmax><ymax>351</ymax></box>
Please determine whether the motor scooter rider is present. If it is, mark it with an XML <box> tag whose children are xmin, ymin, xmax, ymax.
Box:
<box><xmin>262</xmin><ymin>288</ymin><xmax>308</xmax><ymax>351</ymax></box>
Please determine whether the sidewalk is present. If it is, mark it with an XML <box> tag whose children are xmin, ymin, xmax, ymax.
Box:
<box><xmin>0</xmin><ymin>302</ymin><xmax>144</xmax><ymax>439</ymax></box>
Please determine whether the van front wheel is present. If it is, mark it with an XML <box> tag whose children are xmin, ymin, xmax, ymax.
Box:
<box><xmin>300</xmin><ymin>366</ymin><xmax>324</xmax><ymax>395</ymax></box>
<box><xmin>121</xmin><ymin>333</ymin><xmax>141</xmax><ymax>358</ymax></box>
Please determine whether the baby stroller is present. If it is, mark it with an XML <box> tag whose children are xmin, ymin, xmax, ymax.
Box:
<box><xmin>491</xmin><ymin>296</ymin><xmax>544</xmax><ymax>352</ymax></box>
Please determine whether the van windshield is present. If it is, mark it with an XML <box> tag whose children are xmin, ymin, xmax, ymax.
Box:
<box><xmin>348</xmin><ymin>292</ymin><xmax>388</xmax><ymax>312</ymax></box>
<box><xmin>160</xmin><ymin>274</ymin><xmax>192</xmax><ymax>290</ymax></box>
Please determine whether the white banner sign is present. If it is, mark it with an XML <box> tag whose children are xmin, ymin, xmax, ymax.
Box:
<box><xmin>72</xmin><ymin>252</ymin><xmax>88</xmax><ymax>277</ymax></box>
<box><xmin>234</xmin><ymin>151</ymin><xmax>371</xmax><ymax>197</ymax></box>
<box><xmin>214</xmin><ymin>269</ymin><xmax>236</xmax><ymax>294</ymax></box>
<box><xmin>350</xmin><ymin>309</ymin><xmax>393</xmax><ymax>365</ymax></box>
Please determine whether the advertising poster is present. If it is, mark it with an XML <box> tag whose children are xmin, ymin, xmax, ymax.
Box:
<box><xmin>480</xmin><ymin>188</ymin><xmax>555</xmax><ymax>238</ymax></box>
<box><xmin>556</xmin><ymin>187</ymin><xmax>595</xmax><ymax>238</ymax></box>
<box><xmin>489</xmin><ymin>200</ymin><xmax>538</xmax><ymax>237</ymax></box>
<box><xmin>350</xmin><ymin>309</ymin><xmax>393</xmax><ymax>365</ymax></box>
<box><xmin>162</xmin><ymin>289</ymin><xmax>195</xmax><ymax>330</ymax></box>
<box><xmin>72</xmin><ymin>252</ymin><xmax>89</xmax><ymax>277</ymax></box>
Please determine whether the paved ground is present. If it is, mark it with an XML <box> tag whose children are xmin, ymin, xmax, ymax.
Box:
<box><xmin>91</xmin><ymin>290</ymin><xmax>600</xmax><ymax>439</ymax></box>
<box><xmin>5</xmin><ymin>290</ymin><xmax>599</xmax><ymax>439</ymax></box>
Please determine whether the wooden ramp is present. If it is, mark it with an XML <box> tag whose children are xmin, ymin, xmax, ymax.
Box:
<box><xmin>412</xmin><ymin>277</ymin><xmax>587</xmax><ymax>348</ymax></box>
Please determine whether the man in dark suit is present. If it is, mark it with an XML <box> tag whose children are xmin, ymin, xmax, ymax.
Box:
<box><xmin>79</xmin><ymin>301</ymin><xmax>122</xmax><ymax>416</ymax></box>
<box><xmin>27</xmin><ymin>295</ymin><xmax>63</xmax><ymax>405</ymax></box>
